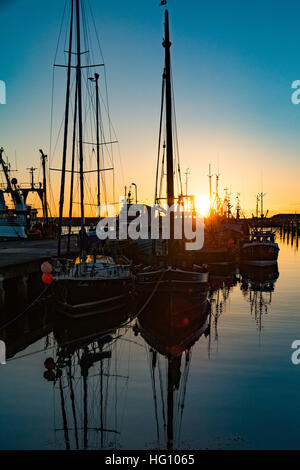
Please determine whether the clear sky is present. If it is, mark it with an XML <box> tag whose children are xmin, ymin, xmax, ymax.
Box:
<box><xmin>1</xmin><ymin>0</ymin><xmax>300</xmax><ymax>216</ymax></box>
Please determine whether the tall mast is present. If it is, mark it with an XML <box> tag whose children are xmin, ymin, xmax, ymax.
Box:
<box><xmin>57</xmin><ymin>0</ymin><xmax>74</xmax><ymax>256</ymax></box>
<box><xmin>167</xmin><ymin>357</ymin><xmax>174</xmax><ymax>450</ymax></box>
<box><xmin>39</xmin><ymin>150</ymin><xmax>48</xmax><ymax>224</ymax></box>
<box><xmin>163</xmin><ymin>9</ymin><xmax>175</xmax><ymax>254</ymax></box>
<box><xmin>89</xmin><ymin>73</ymin><xmax>101</xmax><ymax>210</ymax></box>
<box><xmin>76</xmin><ymin>0</ymin><xmax>85</xmax><ymax>233</ymax></box>
<box><xmin>95</xmin><ymin>74</ymin><xmax>101</xmax><ymax>210</ymax></box>
<box><xmin>67</xmin><ymin>82</ymin><xmax>78</xmax><ymax>252</ymax></box>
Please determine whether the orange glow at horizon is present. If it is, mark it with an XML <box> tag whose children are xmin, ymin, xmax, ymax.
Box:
<box><xmin>195</xmin><ymin>194</ymin><xmax>211</xmax><ymax>217</ymax></box>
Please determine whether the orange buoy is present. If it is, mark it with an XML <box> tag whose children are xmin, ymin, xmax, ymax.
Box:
<box><xmin>42</xmin><ymin>273</ymin><xmax>53</xmax><ymax>284</ymax></box>
<box><xmin>44</xmin><ymin>357</ymin><xmax>55</xmax><ymax>370</ymax></box>
<box><xmin>41</xmin><ymin>261</ymin><xmax>53</xmax><ymax>274</ymax></box>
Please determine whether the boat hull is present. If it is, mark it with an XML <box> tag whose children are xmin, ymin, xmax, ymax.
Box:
<box><xmin>240</xmin><ymin>242</ymin><xmax>279</xmax><ymax>265</ymax></box>
<box><xmin>136</xmin><ymin>268</ymin><xmax>209</xmax><ymax>294</ymax></box>
<box><xmin>0</xmin><ymin>223</ymin><xmax>27</xmax><ymax>239</ymax></box>
<box><xmin>54</xmin><ymin>278</ymin><xmax>134</xmax><ymax>317</ymax></box>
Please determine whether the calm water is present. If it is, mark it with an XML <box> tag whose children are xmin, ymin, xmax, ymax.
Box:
<box><xmin>0</xmin><ymin>233</ymin><xmax>300</xmax><ymax>450</ymax></box>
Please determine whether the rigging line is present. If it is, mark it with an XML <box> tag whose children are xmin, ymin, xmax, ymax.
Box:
<box><xmin>159</xmin><ymin>140</ymin><xmax>166</xmax><ymax>202</ymax></box>
<box><xmin>155</xmin><ymin>74</ymin><xmax>165</xmax><ymax>203</ymax></box>
<box><xmin>68</xmin><ymin>361</ymin><xmax>80</xmax><ymax>449</ymax></box>
<box><xmin>48</xmin><ymin>110</ymin><xmax>67</xmax><ymax>215</ymax></box>
<box><xmin>59</xmin><ymin>375</ymin><xmax>71</xmax><ymax>450</ymax></box>
<box><xmin>49</xmin><ymin>67</ymin><xmax>56</xmax><ymax>164</ymax></box>
<box><xmin>177</xmin><ymin>350</ymin><xmax>192</xmax><ymax>446</ymax></box>
<box><xmin>157</xmin><ymin>356</ymin><xmax>167</xmax><ymax>430</ymax></box>
<box><xmin>87</xmin><ymin>2</ymin><xmax>123</xmax><ymax>195</ymax></box>
<box><xmin>171</xmin><ymin>68</ymin><xmax>182</xmax><ymax>196</ymax></box>
<box><xmin>87</xmin><ymin>0</ymin><xmax>113</xmax><ymax>144</ymax></box>
<box><xmin>114</xmin><ymin>342</ymin><xmax>118</xmax><ymax>448</ymax></box>
<box><xmin>49</xmin><ymin>0</ymin><xmax>69</xmax><ymax>164</ymax></box>
<box><xmin>7</xmin><ymin>327</ymin><xmax>127</xmax><ymax>364</ymax></box>
<box><xmin>0</xmin><ymin>284</ymin><xmax>51</xmax><ymax>332</ymax></box>
<box><xmin>148</xmin><ymin>349</ymin><xmax>161</xmax><ymax>448</ymax></box>
<box><xmin>54</xmin><ymin>0</ymin><xmax>68</xmax><ymax>64</ymax></box>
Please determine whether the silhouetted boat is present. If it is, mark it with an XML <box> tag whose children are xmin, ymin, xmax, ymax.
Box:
<box><xmin>50</xmin><ymin>0</ymin><xmax>133</xmax><ymax>314</ymax></box>
<box><xmin>54</xmin><ymin>255</ymin><xmax>133</xmax><ymax>316</ymax></box>
<box><xmin>241</xmin><ymin>229</ymin><xmax>279</xmax><ymax>265</ymax></box>
<box><xmin>136</xmin><ymin>9</ymin><xmax>208</xmax><ymax>289</ymax></box>
<box><xmin>135</xmin><ymin>270</ymin><xmax>209</xmax><ymax>449</ymax></box>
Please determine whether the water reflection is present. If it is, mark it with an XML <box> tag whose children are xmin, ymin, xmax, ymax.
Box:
<box><xmin>45</xmin><ymin>313</ymin><xmax>131</xmax><ymax>450</ymax></box>
<box><xmin>134</xmin><ymin>281</ymin><xmax>210</xmax><ymax>449</ymax></box>
<box><xmin>239</xmin><ymin>264</ymin><xmax>279</xmax><ymax>332</ymax></box>
<box><xmin>0</xmin><ymin>260</ymin><xmax>280</xmax><ymax>449</ymax></box>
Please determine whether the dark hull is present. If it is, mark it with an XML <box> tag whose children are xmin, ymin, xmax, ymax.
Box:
<box><xmin>53</xmin><ymin>307</ymin><xmax>131</xmax><ymax>354</ymax></box>
<box><xmin>192</xmin><ymin>247</ymin><xmax>236</xmax><ymax>265</ymax></box>
<box><xmin>239</xmin><ymin>263</ymin><xmax>279</xmax><ymax>292</ymax></box>
<box><xmin>136</xmin><ymin>289</ymin><xmax>209</xmax><ymax>357</ymax></box>
<box><xmin>241</xmin><ymin>244</ymin><xmax>279</xmax><ymax>265</ymax></box>
<box><xmin>54</xmin><ymin>278</ymin><xmax>134</xmax><ymax>317</ymax></box>
<box><xmin>136</xmin><ymin>269</ymin><xmax>209</xmax><ymax>295</ymax></box>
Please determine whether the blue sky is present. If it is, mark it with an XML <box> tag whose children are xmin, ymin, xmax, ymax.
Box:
<box><xmin>1</xmin><ymin>0</ymin><xmax>300</xmax><ymax>214</ymax></box>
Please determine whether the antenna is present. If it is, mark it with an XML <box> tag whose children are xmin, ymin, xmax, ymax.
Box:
<box><xmin>208</xmin><ymin>164</ymin><xmax>212</xmax><ymax>213</ymax></box>
<box><xmin>260</xmin><ymin>191</ymin><xmax>266</xmax><ymax>218</ymax></box>
<box><xmin>27</xmin><ymin>167</ymin><xmax>37</xmax><ymax>189</ymax></box>
<box><xmin>184</xmin><ymin>168</ymin><xmax>190</xmax><ymax>196</ymax></box>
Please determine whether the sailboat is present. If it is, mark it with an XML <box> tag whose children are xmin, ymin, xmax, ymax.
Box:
<box><xmin>0</xmin><ymin>147</ymin><xmax>30</xmax><ymax>239</ymax></box>
<box><xmin>48</xmin><ymin>0</ymin><xmax>133</xmax><ymax>315</ymax></box>
<box><xmin>136</xmin><ymin>8</ymin><xmax>208</xmax><ymax>290</ymax></box>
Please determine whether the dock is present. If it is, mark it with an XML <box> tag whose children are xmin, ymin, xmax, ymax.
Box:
<box><xmin>0</xmin><ymin>237</ymin><xmax>78</xmax><ymax>278</ymax></box>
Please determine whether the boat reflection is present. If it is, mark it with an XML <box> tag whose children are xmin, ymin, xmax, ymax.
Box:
<box><xmin>133</xmin><ymin>284</ymin><xmax>210</xmax><ymax>449</ymax></box>
<box><xmin>0</xmin><ymin>261</ymin><xmax>280</xmax><ymax>450</ymax></box>
<box><xmin>43</xmin><ymin>308</ymin><xmax>132</xmax><ymax>450</ymax></box>
<box><xmin>239</xmin><ymin>263</ymin><xmax>279</xmax><ymax>331</ymax></box>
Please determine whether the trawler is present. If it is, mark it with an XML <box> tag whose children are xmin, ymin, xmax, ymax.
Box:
<box><xmin>240</xmin><ymin>229</ymin><xmax>279</xmax><ymax>265</ymax></box>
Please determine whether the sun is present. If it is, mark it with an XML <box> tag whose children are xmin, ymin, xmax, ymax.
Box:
<box><xmin>195</xmin><ymin>194</ymin><xmax>210</xmax><ymax>217</ymax></box>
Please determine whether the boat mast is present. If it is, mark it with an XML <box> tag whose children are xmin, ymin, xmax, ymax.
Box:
<box><xmin>95</xmin><ymin>73</ymin><xmax>101</xmax><ymax>210</ymax></box>
<box><xmin>260</xmin><ymin>191</ymin><xmax>266</xmax><ymax>218</ymax></box>
<box><xmin>163</xmin><ymin>10</ymin><xmax>175</xmax><ymax>257</ymax></box>
<box><xmin>89</xmin><ymin>73</ymin><xmax>101</xmax><ymax>210</ymax></box>
<box><xmin>75</xmin><ymin>0</ymin><xmax>85</xmax><ymax>234</ymax></box>
<box><xmin>67</xmin><ymin>82</ymin><xmax>78</xmax><ymax>252</ymax></box>
<box><xmin>167</xmin><ymin>357</ymin><xmax>174</xmax><ymax>450</ymax></box>
<box><xmin>39</xmin><ymin>150</ymin><xmax>49</xmax><ymax>225</ymax></box>
<box><xmin>57</xmin><ymin>0</ymin><xmax>74</xmax><ymax>256</ymax></box>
